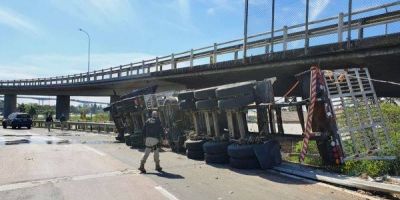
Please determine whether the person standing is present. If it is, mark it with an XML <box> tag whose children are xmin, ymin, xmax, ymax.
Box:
<box><xmin>138</xmin><ymin>111</ymin><xmax>164</xmax><ymax>173</ymax></box>
<box><xmin>45</xmin><ymin>114</ymin><xmax>53</xmax><ymax>132</ymax></box>
<box><xmin>59</xmin><ymin>113</ymin><xmax>67</xmax><ymax>131</ymax></box>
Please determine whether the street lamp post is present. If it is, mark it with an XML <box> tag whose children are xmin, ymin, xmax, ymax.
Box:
<box><xmin>78</xmin><ymin>28</ymin><xmax>91</xmax><ymax>78</ymax></box>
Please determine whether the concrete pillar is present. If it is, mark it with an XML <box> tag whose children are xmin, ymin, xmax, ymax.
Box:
<box><xmin>3</xmin><ymin>94</ymin><xmax>17</xmax><ymax>118</ymax></box>
<box><xmin>56</xmin><ymin>95</ymin><xmax>70</xmax><ymax>120</ymax></box>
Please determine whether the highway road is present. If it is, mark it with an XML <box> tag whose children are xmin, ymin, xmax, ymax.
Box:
<box><xmin>0</xmin><ymin>128</ymin><xmax>372</xmax><ymax>200</ymax></box>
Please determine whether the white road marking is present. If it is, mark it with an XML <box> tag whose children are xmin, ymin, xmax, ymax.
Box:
<box><xmin>83</xmin><ymin>145</ymin><xmax>106</xmax><ymax>156</ymax></box>
<box><xmin>155</xmin><ymin>186</ymin><xmax>180</xmax><ymax>200</ymax></box>
<box><xmin>0</xmin><ymin>169</ymin><xmax>140</xmax><ymax>192</ymax></box>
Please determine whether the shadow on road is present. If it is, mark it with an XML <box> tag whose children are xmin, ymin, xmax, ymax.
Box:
<box><xmin>145</xmin><ymin>171</ymin><xmax>185</xmax><ymax>179</ymax></box>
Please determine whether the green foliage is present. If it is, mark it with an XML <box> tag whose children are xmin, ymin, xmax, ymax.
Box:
<box><xmin>18</xmin><ymin>103</ymin><xmax>26</xmax><ymax>112</ymax></box>
<box><xmin>294</xmin><ymin>140</ymin><xmax>319</xmax><ymax>154</ymax></box>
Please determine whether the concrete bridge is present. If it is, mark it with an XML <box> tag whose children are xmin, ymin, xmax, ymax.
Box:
<box><xmin>1</xmin><ymin>2</ymin><xmax>400</xmax><ymax>118</ymax></box>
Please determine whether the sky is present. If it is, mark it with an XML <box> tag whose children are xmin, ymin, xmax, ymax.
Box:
<box><xmin>0</xmin><ymin>0</ymin><xmax>397</xmax><ymax>104</ymax></box>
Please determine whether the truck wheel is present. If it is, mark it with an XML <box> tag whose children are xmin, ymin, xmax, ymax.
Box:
<box><xmin>227</xmin><ymin>144</ymin><xmax>256</xmax><ymax>159</ymax></box>
<box><xmin>229</xmin><ymin>157</ymin><xmax>260</xmax><ymax>169</ymax></box>
<box><xmin>3</xmin><ymin>124</ymin><xmax>7</xmax><ymax>129</ymax></box>
<box><xmin>205</xmin><ymin>153</ymin><xmax>229</xmax><ymax>164</ymax></box>
<box><xmin>196</xmin><ymin>100</ymin><xmax>218</xmax><ymax>110</ymax></box>
<box><xmin>186</xmin><ymin>150</ymin><xmax>204</xmax><ymax>160</ymax></box>
<box><xmin>203</xmin><ymin>141</ymin><xmax>230</xmax><ymax>154</ymax></box>
<box><xmin>218</xmin><ymin>94</ymin><xmax>255</xmax><ymax>110</ymax></box>
<box><xmin>178</xmin><ymin>91</ymin><xmax>195</xmax><ymax>101</ymax></box>
<box><xmin>185</xmin><ymin>139</ymin><xmax>206</xmax><ymax>151</ymax></box>
<box><xmin>194</xmin><ymin>87</ymin><xmax>217</xmax><ymax>100</ymax></box>
<box><xmin>216</xmin><ymin>81</ymin><xmax>256</xmax><ymax>99</ymax></box>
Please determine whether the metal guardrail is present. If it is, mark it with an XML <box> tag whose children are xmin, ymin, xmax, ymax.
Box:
<box><xmin>32</xmin><ymin>120</ymin><xmax>116</xmax><ymax>134</ymax></box>
<box><xmin>1</xmin><ymin>1</ymin><xmax>399</xmax><ymax>87</ymax></box>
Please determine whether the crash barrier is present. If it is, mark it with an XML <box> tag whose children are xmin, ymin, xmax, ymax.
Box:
<box><xmin>32</xmin><ymin>120</ymin><xmax>116</xmax><ymax>134</ymax></box>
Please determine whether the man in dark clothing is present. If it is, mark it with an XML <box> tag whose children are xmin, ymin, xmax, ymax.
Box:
<box><xmin>138</xmin><ymin>111</ymin><xmax>164</xmax><ymax>173</ymax></box>
<box><xmin>45</xmin><ymin>114</ymin><xmax>53</xmax><ymax>132</ymax></box>
<box><xmin>59</xmin><ymin>113</ymin><xmax>67</xmax><ymax>131</ymax></box>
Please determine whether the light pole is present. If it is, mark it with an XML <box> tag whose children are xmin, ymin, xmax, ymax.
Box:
<box><xmin>78</xmin><ymin>28</ymin><xmax>91</xmax><ymax>75</ymax></box>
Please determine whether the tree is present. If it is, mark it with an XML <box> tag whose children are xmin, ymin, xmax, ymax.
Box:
<box><xmin>18</xmin><ymin>103</ymin><xmax>26</xmax><ymax>112</ymax></box>
<box><xmin>28</xmin><ymin>106</ymin><xmax>37</xmax><ymax>119</ymax></box>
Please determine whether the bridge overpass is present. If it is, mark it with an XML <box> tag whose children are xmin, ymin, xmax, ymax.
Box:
<box><xmin>0</xmin><ymin>2</ymin><xmax>399</xmax><ymax>118</ymax></box>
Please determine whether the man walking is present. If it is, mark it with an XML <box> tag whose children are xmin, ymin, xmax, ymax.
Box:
<box><xmin>138</xmin><ymin>111</ymin><xmax>164</xmax><ymax>173</ymax></box>
<box><xmin>60</xmin><ymin>113</ymin><xmax>67</xmax><ymax>131</ymax></box>
<box><xmin>45</xmin><ymin>114</ymin><xmax>53</xmax><ymax>132</ymax></box>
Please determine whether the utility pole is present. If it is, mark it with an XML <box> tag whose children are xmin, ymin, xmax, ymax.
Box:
<box><xmin>243</xmin><ymin>0</ymin><xmax>249</xmax><ymax>63</ymax></box>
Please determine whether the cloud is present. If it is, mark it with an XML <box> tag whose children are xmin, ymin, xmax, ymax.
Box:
<box><xmin>50</xmin><ymin>0</ymin><xmax>136</xmax><ymax>26</ymax></box>
<box><xmin>0</xmin><ymin>52</ymin><xmax>155</xmax><ymax>80</ymax></box>
<box><xmin>0</xmin><ymin>6</ymin><xmax>41</xmax><ymax>35</ymax></box>
<box><xmin>309</xmin><ymin>0</ymin><xmax>330</xmax><ymax>21</ymax></box>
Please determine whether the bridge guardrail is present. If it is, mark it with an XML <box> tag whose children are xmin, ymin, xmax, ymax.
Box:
<box><xmin>0</xmin><ymin>1</ymin><xmax>399</xmax><ymax>87</ymax></box>
<box><xmin>32</xmin><ymin>120</ymin><xmax>116</xmax><ymax>134</ymax></box>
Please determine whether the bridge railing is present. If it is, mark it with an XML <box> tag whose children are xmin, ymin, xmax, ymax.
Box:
<box><xmin>1</xmin><ymin>1</ymin><xmax>400</xmax><ymax>87</ymax></box>
<box><xmin>32</xmin><ymin>120</ymin><xmax>116</xmax><ymax>134</ymax></box>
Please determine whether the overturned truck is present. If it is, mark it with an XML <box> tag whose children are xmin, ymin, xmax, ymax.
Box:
<box><xmin>106</xmin><ymin>67</ymin><xmax>393</xmax><ymax>169</ymax></box>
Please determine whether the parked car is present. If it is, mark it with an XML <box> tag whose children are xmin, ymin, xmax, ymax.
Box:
<box><xmin>2</xmin><ymin>112</ymin><xmax>32</xmax><ymax>129</ymax></box>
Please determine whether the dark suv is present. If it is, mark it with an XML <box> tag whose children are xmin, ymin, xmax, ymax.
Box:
<box><xmin>2</xmin><ymin>112</ymin><xmax>33</xmax><ymax>129</ymax></box>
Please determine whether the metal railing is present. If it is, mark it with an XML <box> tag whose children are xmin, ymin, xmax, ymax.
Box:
<box><xmin>32</xmin><ymin>120</ymin><xmax>116</xmax><ymax>134</ymax></box>
<box><xmin>1</xmin><ymin>1</ymin><xmax>399</xmax><ymax>88</ymax></box>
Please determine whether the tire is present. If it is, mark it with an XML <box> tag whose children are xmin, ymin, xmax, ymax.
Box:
<box><xmin>179</xmin><ymin>100</ymin><xmax>196</xmax><ymax>111</ymax></box>
<box><xmin>218</xmin><ymin>94</ymin><xmax>255</xmax><ymax>110</ymax></box>
<box><xmin>196</xmin><ymin>100</ymin><xmax>218</xmax><ymax>110</ymax></box>
<box><xmin>186</xmin><ymin>150</ymin><xmax>204</xmax><ymax>160</ymax></box>
<box><xmin>216</xmin><ymin>81</ymin><xmax>256</xmax><ymax>99</ymax></box>
<box><xmin>12</xmin><ymin>125</ymin><xmax>16</xmax><ymax>129</ymax></box>
<box><xmin>27</xmin><ymin>125</ymin><xmax>31</xmax><ymax>129</ymax></box>
<box><xmin>178</xmin><ymin>91</ymin><xmax>195</xmax><ymax>101</ymax></box>
<box><xmin>205</xmin><ymin>153</ymin><xmax>229</xmax><ymax>164</ymax></box>
<box><xmin>3</xmin><ymin>125</ymin><xmax>7</xmax><ymax>129</ymax></box>
<box><xmin>185</xmin><ymin>139</ymin><xmax>206</xmax><ymax>151</ymax></box>
<box><xmin>253</xmin><ymin>140</ymin><xmax>281</xmax><ymax>169</ymax></box>
<box><xmin>228</xmin><ymin>144</ymin><xmax>256</xmax><ymax>159</ymax></box>
<box><xmin>229</xmin><ymin>157</ymin><xmax>260</xmax><ymax>169</ymax></box>
<box><xmin>124</xmin><ymin>134</ymin><xmax>132</xmax><ymax>146</ymax></box>
<box><xmin>194</xmin><ymin>87</ymin><xmax>217</xmax><ymax>100</ymax></box>
<box><xmin>203</xmin><ymin>141</ymin><xmax>229</xmax><ymax>154</ymax></box>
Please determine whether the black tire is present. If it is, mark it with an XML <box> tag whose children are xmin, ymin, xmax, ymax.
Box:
<box><xmin>179</xmin><ymin>100</ymin><xmax>196</xmax><ymax>111</ymax></box>
<box><xmin>27</xmin><ymin>125</ymin><xmax>31</xmax><ymax>129</ymax></box>
<box><xmin>216</xmin><ymin>81</ymin><xmax>256</xmax><ymax>99</ymax></box>
<box><xmin>203</xmin><ymin>141</ymin><xmax>229</xmax><ymax>154</ymax></box>
<box><xmin>205</xmin><ymin>153</ymin><xmax>229</xmax><ymax>164</ymax></box>
<box><xmin>194</xmin><ymin>87</ymin><xmax>217</xmax><ymax>100</ymax></box>
<box><xmin>178</xmin><ymin>91</ymin><xmax>195</xmax><ymax>101</ymax></box>
<box><xmin>196</xmin><ymin>100</ymin><xmax>218</xmax><ymax>110</ymax></box>
<box><xmin>185</xmin><ymin>139</ymin><xmax>206</xmax><ymax>151</ymax></box>
<box><xmin>124</xmin><ymin>134</ymin><xmax>132</xmax><ymax>146</ymax></box>
<box><xmin>228</xmin><ymin>144</ymin><xmax>256</xmax><ymax>159</ymax></box>
<box><xmin>218</xmin><ymin>94</ymin><xmax>255</xmax><ymax>110</ymax></box>
<box><xmin>253</xmin><ymin>140</ymin><xmax>281</xmax><ymax>169</ymax></box>
<box><xmin>229</xmin><ymin>157</ymin><xmax>260</xmax><ymax>169</ymax></box>
<box><xmin>186</xmin><ymin>150</ymin><xmax>204</xmax><ymax>160</ymax></box>
<box><xmin>3</xmin><ymin>125</ymin><xmax>7</xmax><ymax>129</ymax></box>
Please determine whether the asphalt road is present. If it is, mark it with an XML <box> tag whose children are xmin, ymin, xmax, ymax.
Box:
<box><xmin>0</xmin><ymin>128</ymin><xmax>368</xmax><ymax>200</ymax></box>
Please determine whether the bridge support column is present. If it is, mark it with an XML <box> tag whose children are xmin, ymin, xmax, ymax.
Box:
<box><xmin>56</xmin><ymin>95</ymin><xmax>70</xmax><ymax>120</ymax></box>
<box><xmin>3</xmin><ymin>94</ymin><xmax>16</xmax><ymax>118</ymax></box>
